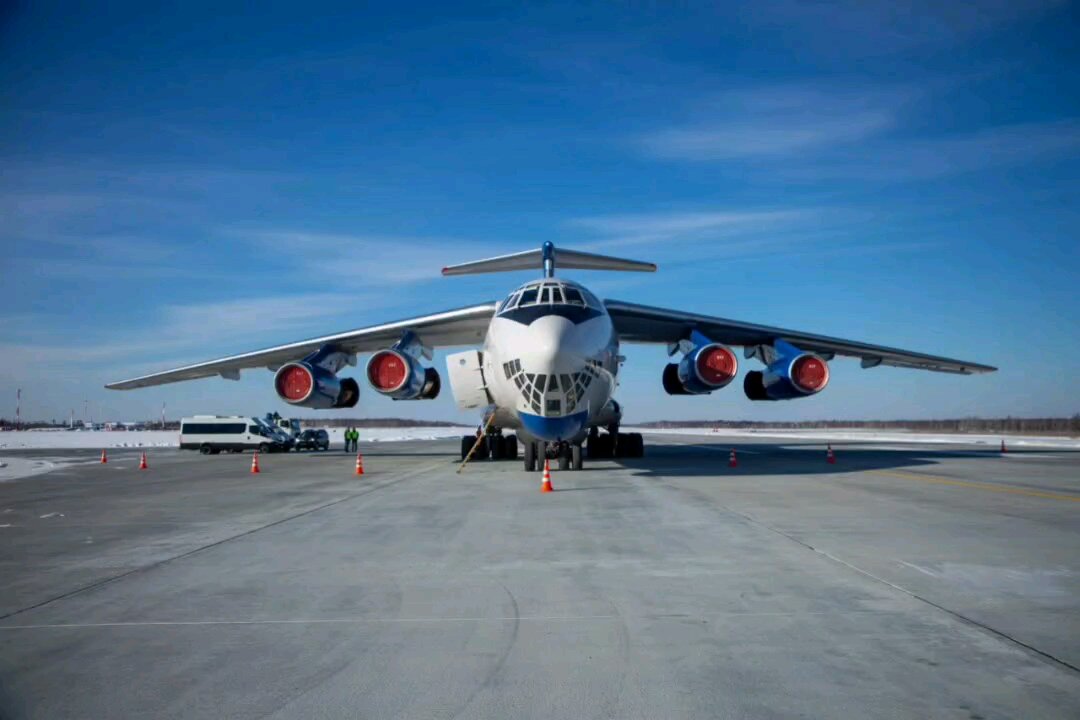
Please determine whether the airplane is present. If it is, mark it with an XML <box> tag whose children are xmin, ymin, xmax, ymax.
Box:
<box><xmin>107</xmin><ymin>242</ymin><xmax>996</xmax><ymax>471</ymax></box>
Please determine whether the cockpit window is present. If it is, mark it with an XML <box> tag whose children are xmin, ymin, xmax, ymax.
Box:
<box><xmin>498</xmin><ymin>282</ymin><xmax>596</xmax><ymax>315</ymax></box>
<box><xmin>519</xmin><ymin>287</ymin><xmax>539</xmax><ymax>306</ymax></box>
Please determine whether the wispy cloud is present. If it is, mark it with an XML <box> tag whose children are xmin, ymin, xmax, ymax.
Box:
<box><xmin>785</xmin><ymin>119</ymin><xmax>1080</xmax><ymax>180</ymax></box>
<box><xmin>636</xmin><ymin>82</ymin><xmax>1080</xmax><ymax>182</ymax></box>
<box><xmin>226</xmin><ymin>229</ymin><xmax>517</xmax><ymax>286</ymax></box>
<box><xmin>637</xmin><ymin>85</ymin><xmax>904</xmax><ymax>161</ymax></box>
<box><xmin>571</xmin><ymin>209</ymin><xmax>809</xmax><ymax>238</ymax></box>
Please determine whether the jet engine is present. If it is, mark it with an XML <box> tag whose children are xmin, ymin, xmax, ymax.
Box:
<box><xmin>274</xmin><ymin>362</ymin><xmax>360</xmax><ymax>409</ymax></box>
<box><xmin>663</xmin><ymin>338</ymin><xmax>739</xmax><ymax>396</ymax></box>
<box><xmin>367</xmin><ymin>349</ymin><xmax>441</xmax><ymax>400</ymax></box>
<box><xmin>744</xmin><ymin>351</ymin><xmax>829</xmax><ymax>401</ymax></box>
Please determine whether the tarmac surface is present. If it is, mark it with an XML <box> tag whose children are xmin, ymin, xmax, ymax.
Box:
<box><xmin>1</xmin><ymin>435</ymin><xmax>1078</xmax><ymax>719</ymax></box>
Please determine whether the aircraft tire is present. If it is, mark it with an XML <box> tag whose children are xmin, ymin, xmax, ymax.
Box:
<box><xmin>505</xmin><ymin>435</ymin><xmax>518</xmax><ymax>460</ymax></box>
<box><xmin>460</xmin><ymin>435</ymin><xmax>473</xmax><ymax>461</ymax></box>
<box><xmin>558</xmin><ymin>448</ymin><xmax>570</xmax><ymax>471</ymax></box>
<box><xmin>571</xmin><ymin>443</ymin><xmax>583</xmax><ymax>470</ymax></box>
<box><xmin>489</xmin><ymin>435</ymin><xmax>503</xmax><ymax>460</ymax></box>
<box><xmin>524</xmin><ymin>439</ymin><xmax>536</xmax><ymax>472</ymax></box>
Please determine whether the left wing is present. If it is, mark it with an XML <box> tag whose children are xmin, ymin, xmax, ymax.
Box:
<box><xmin>106</xmin><ymin>303</ymin><xmax>497</xmax><ymax>390</ymax></box>
<box><xmin>605</xmin><ymin>300</ymin><xmax>996</xmax><ymax>374</ymax></box>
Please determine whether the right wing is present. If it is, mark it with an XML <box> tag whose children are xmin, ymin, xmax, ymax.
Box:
<box><xmin>106</xmin><ymin>302</ymin><xmax>497</xmax><ymax>390</ymax></box>
<box><xmin>605</xmin><ymin>300</ymin><xmax>996</xmax><ymax>375</ymax></box>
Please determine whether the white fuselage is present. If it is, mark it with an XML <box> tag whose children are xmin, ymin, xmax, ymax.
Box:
<box><xmin>474</xmin><ymin>278</ymin><xmax>620</xmax><ymax>443</ymax></box>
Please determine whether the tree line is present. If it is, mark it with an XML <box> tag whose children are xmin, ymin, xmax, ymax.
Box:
<box><xmin>637</xmin><ymin>416</ymin><xmax>1080</xmax><ymax>436</ymax></box>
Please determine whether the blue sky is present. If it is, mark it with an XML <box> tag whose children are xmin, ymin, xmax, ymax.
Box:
<box><xmin>2</xmin><ymin>1</ymin><xmax>1078</xmax><ymax>424</ymax></box>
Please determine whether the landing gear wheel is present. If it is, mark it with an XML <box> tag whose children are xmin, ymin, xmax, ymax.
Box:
<box><xmin>505</xmin><ymin>435</ymin><xmax>518</xmax><ymax>460</ymax></box>
<box><xmin>488</xmin><ymin>434</ymin><xmax>503</xmax><ymax>460</ymax></box>
<box><xmin>571</xmin><ymin>443</ymin><xmax>583</xmax><ymax>470</ymax></box>
<box><xmin>558</xmin><ymin>446</ymin><xmax>571</xmax><ymax>471</ymax></box>
<box><xmin>524</xmin><ymin>439</ymin><xmax>537</xmax><ymax>472</ymax></box>
<box><xmin>460</xmin><ymin>435</ymin><xmax>473</xmax><ymax>461</ymax></box>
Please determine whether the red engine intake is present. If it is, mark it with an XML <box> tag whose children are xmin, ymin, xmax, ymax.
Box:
<box><xmin>791</xmin><ymin>354</ymin><xmax>830</xmax><ymax>394</ymax></box>
<box><xmin>367</xmin><ymin>350</ymin><xmax>410</xmax><ymax>393</ymax></box>
<box><xmin>366</xmin><ymin>349</ymin><xmax>441</xmax><ymax>400</ymax></box>
<box><xmin>273</xmin><ymin>362</ymin><xmax>359</xmax><ymax>409</ymax></box>
<box><xmin>695</xmin><ymin>345</ymin><xmax>738</xmax><ymax>388</ymax></box>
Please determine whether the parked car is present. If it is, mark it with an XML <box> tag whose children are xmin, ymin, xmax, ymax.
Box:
<box><xmin>295</xmin><ymin>429</ymin><xmax>330</xmax><ymax>451</ymax></box>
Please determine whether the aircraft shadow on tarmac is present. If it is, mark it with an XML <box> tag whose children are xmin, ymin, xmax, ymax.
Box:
<box><xmin>606</xmin><ymin>441</ymin><xmax>1077</xmax><ymax>478</ymax></box>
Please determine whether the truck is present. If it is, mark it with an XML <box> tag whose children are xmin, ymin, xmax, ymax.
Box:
<box><xmin>265</xmin><ymin>413</ymin><xmax>301</xmax><ymax>440</ymax></box>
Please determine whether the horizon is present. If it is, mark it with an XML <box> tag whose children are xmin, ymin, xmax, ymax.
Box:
<box><xmin>2</xmin><ymin>3</ymin><xmax>1078</xmax><ymax>423</ymax></box>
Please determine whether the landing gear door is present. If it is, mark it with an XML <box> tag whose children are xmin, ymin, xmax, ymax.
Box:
<box><xmin>446</xmin><ymin>350</ymin><xmax>491</xmax><ymax>410</ymax></box>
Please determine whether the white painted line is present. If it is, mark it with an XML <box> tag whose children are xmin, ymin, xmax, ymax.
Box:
<box><xmin>38</xmin><ymin>512</ymin><xmax>65</xmax><ymax>519</ymax></box>
<box><xmin>897</xmin><ymin>560</ymin><xmax>939</xmax><ymax>578</ymax></box>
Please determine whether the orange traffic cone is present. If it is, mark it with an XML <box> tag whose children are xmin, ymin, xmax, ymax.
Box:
<box><xmin>100</xmin><ymin>449</ymin><xmax>108</xmax><ymax>464</ymax></box>
<box><xmin>355</xmin><ymin>452</ymin><xmax>365</xmax><ymax>476</ymax></box>
<box><xmin>540</xmin><ymin>458</ymin><xmax>554</xmax><ymax>493</ymax></box>
<box><xmin>728</xmin><ymin>449</ymin><xmax>738</xmax><ymax>468</ymax></box>
<box><xmin>1000</xmin><ymin>439</ymin><xmax>1007</xmax><ymax>454</ymax></box>
<box><xmin>826</xmin><ymin>444</ymin><xmax>836</xmax><ymax>464</ymax></box>
<box><xmin>139</xmin><ymin>452</ymin><xmax>148</xmax><ymax>470</ymax></box>
<box><xmin>251</xmin><ymin>452</ymin><xmax>261</xmax><ymax>474</ymax></box>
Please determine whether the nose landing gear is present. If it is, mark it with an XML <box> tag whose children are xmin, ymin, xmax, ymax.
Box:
<box><xmin>524</xmin><ymin>440</ymin><xmax>585</xmax><ymax>472</ymax></box>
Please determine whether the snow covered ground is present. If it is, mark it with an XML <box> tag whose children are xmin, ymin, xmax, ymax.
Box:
<box><xmin>626</xmin><ymin>426</ymin><xmax>1080</xmax><ymax>449</ymax></box>
<box><xmin>0</xmin><ymin>426</ymin><xmax>470</xmax><ymax>451</ymax></box>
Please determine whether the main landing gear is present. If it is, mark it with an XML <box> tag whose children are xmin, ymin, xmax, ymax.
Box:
<box><xmin>460</xmin><ymin>428</ymin><xmax>519</xmax><ymax>462</ymax></box>
<box><xmin>586</xmin><ymin>426</ymin><xmax>644</xmax><ymax>460</ymax></box>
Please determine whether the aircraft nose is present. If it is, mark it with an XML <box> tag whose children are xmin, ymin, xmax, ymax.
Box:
<box><xmin>516</xmin><ymin>408</ymin><xmax>588</xmax><ymax>442</ymax></box>
<box><xmin>521</xmin><ymin>314</ymin><xmax>576</xmax><ymax>369</ymax></box>
<box><xmin>512</xmin><ymin>315</ymin><xmax>590</xmax><ymax>441</ymax></box>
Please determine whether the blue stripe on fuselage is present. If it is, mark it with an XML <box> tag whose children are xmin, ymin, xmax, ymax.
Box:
<box><xmin>499</xmin><ymin>305</ymin><xmax>602</xmax><ymax>326</ymax></box>
<box><xmin>517</xmin><ymin>409</ymin><xmax>588</xmax><ymax>441</ymax></box>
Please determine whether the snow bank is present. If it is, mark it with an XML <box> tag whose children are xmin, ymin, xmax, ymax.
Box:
<box><xmin>0</xmin><ymin>430</ymin><xmax>178</xmax><ymax>450</ymax></box>
<box><xmin>0</xmin><ymin>426</ymin><xmax>470</xmax><ymax>450</ymax></box>
<box><xmin>326</xmin><ymin>427</ymin><xmax>469</xmax><ymax>444</ymax></box>
<box><xmin>625</xmin><ymin>426</ymin><xmax>1080</xmax><ymax>449</ymax></box>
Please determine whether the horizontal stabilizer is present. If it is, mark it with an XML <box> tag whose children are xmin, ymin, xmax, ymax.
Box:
<box><xmin>442</xmin><ymin>242</ymin><xmax>656</xmax><ymax>277</ymax></box>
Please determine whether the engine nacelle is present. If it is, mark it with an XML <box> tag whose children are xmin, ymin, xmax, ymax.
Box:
<box><xmin>366</xmin><ymin>349</ymin><xmax>441</xmax><ymax>400</ymax></box>
<box><xmin>274</xmin><ymin>363</ymin><xmax>359</xmax><ymax>409</ymax></box>
<box><xmin>663</xmin><ymin>342</ymin><xmax>739</xmax><ymax>395</ymax></box>
<box><xmin>743</xmin><ymin>352</ymin><xmax>830</xmax><ymax>401</ymax></box>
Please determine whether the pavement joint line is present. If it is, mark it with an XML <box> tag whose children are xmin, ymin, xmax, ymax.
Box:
<box><xmin>0</xmin><ymin>609</ymin><xmax>902</xmax><ymax>630</ymax></box>
<box><xmin>872</xmin><ymin>469</ymin><xmax>1080</xmax><ymax>502</ymax></box>
<box><xmin>0</xmin><ymin>460</ymin><xmax>442</xmax><ymax>623</ymax></box>
<box><xmin>709</xmin><ymin>498</ymin><xmax>1080</xmax><ymax>676</ymax></box>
